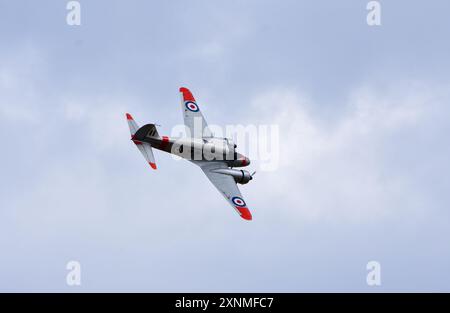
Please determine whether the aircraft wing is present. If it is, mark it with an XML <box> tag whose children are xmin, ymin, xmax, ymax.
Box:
<box><xmin>198</xmin><ymin>161</ymin><xmax>252</xmax><ymax>220</ymax></box>
<box><xmin>179</xmin><ymin>87</ymin><xmax>213</xmax><ymax>138</ymax></box>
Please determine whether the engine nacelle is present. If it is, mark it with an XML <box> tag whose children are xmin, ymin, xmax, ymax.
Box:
<box><xmin>212</xmin><ymin>168</ymin><xmax>253</xmax><ymax>184</ymax></box>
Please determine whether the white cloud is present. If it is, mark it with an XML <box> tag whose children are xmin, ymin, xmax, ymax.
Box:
<box><xmin>246</xmin><ymin>83</ymin><xmax>450</xmax><ymax>223</ymax></box>
<box><xmin>1</xmin><ymin>10</ymin><xmax>450</xmax><ymax>290</ymax></box>
<box><xmin>61</xmin><ymin>96</ymin><xmax>129</xmax><ymax>151</ymax></box>
<box><xmin>0</xmin><ymin>43</ymin><xmax>45</xmax><ymax>123</ymax></box>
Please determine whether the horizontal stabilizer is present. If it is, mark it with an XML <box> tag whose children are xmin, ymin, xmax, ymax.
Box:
<box><xmin>126</xmin><ymin>113</ymin><xmax>157</xmax><ymax>170</ymax></box>
<box><xmin>136</xmin><ymin>142</ymin><xmax>157</xmax><ymax>170</ymax></box>
<box><xmin>126</xmin><ymin>113</ymin><xmax>139</xmax><ymax>135</ymax></box>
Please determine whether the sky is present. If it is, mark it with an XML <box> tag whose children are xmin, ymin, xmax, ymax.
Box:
<box><xmin>1</xmin><ymin>0</ymin><xmax>450</xmax><ymax>292</ymax></box>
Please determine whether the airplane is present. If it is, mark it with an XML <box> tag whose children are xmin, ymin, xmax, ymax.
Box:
<box><xmin>126</xmin><ymin>87</ymin><xmax>254</xmax><ymax>221</ymax></box>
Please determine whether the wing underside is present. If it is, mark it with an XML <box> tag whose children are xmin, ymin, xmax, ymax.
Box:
<box><xmin>198</xmin><ymin>161</ymin><xmax>252</xmax><ymax>220</ymax></box>
<box><xmin>180</xmin><ymin>87</ymin><xmax>212</xmax><ymax>138</ymax></box>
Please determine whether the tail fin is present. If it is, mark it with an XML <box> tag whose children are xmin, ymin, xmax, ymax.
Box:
<box><xmin>126</xmin><ymin>113</ymin><xmax>157</xmax><ymax>170</ymax></box>
<box><xmin>133</xmin><ymin>123</ymin><xmax>160</xmax><ymax>141</ymax></box>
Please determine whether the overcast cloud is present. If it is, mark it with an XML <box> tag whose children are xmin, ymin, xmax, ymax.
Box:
<box><xmin>1</xmin><ymin>0</ymin><xmax>450</xmax><ymax>292</ymax></box>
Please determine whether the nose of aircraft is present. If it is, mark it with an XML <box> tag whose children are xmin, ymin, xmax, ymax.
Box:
<box><xmin>240</xmin><ymin>156</ymin><xmax>250</xmax><ymax>166</ymax></box>
<box><xmin>235</xmin><ymin>153</ymin><xmax>251</xmax><ymax>166</ymax></box>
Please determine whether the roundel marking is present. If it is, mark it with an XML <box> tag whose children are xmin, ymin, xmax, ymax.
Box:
<box><xmin>185</xmin><ymin>101</ymin><xmax>199</xmax><ymax>112</ymax></box>
<box><xmin>232</xmin><ymin>196</ymin><xmax>246</xmax><ymax>207</ymax></box>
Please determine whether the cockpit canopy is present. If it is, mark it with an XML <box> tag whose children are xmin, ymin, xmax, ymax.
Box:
<box><xmin>225</xmin><ymin>138</ymin><xmax>237</xmax><ymax>148</ymax></box>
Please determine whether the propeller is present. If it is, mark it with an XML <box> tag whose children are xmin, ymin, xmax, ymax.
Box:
<box><xmin>250</xmin><ymin>171</ymin><xmax>256</xmax><ymax>180</ymax></box>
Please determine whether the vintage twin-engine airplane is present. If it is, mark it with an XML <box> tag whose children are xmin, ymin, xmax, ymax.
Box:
<box><xmin>126</xmin><ymin>87</ymin><xmax>254</xmax><ymax>220</ymax></box>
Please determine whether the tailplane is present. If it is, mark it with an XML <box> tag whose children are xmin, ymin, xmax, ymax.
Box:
<box><xmin>126</xmin><ymin>113</ymin><xmax>158</xmax><ymax>170</ymax></box>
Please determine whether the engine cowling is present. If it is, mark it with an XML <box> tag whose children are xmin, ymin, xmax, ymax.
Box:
<box><xmin>211</xmin><ymin>168</ymin><xmax>253</xmax><ymax>184</ymax></box>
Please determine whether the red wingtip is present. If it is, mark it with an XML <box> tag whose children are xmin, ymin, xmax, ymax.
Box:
<box><xmin>179</xmin><ymin>87</ymin><xmax>195</xmax><ymax>102</ymax></box>
<box><xmin>126</xmin><ymin>113</ymin><xmax>133</xmax><ymax>120</ymax></box>
<box><xmin>149</xmin><ymin>162</ymin><xmax>157</xmax><ymax>170</ymax></box>
<box><xmin>237</xmin><ymin>207</ymin><xmax>252</xmax><ymax>221</ymax></box>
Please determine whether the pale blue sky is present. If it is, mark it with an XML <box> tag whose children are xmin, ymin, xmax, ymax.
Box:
<box><xmin>1</xmin><ymin>0</ymin><xmax>450</xmax><ymax>291</ymax></box>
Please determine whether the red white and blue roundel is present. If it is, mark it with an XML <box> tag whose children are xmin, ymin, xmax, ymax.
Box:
<box><xmin>185</xmin><ymin>101</ymin><xmax>199</xmax><ymax>112</ymax></box>
<box><xmin>232</xmin><ymin>196</ymin><xmax>246</xmax><ymax>207</ymax></box>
